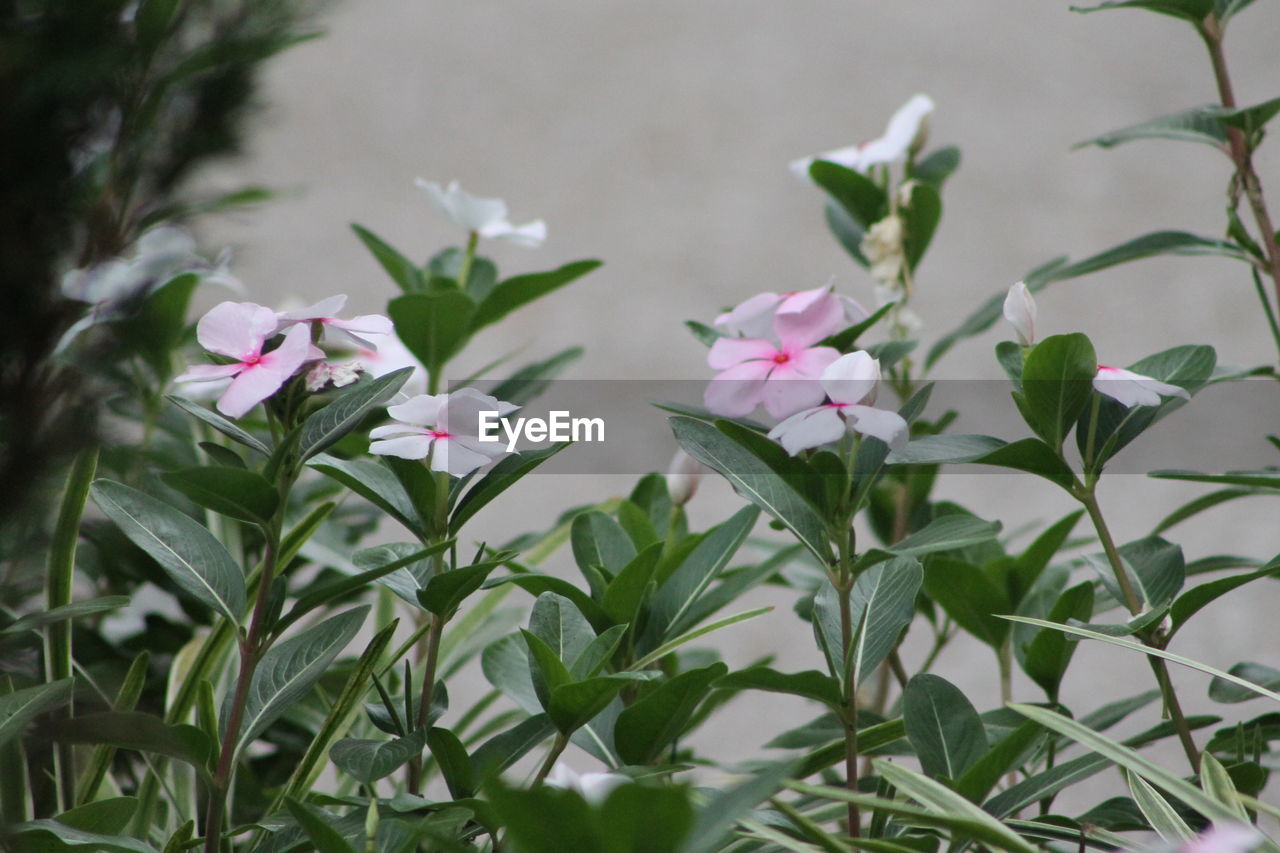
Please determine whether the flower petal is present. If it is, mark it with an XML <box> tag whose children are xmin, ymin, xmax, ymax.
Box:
<box><xmin>197</xmin><ymin>302</ymin><xmax>278</xmax><ymax>361</ymax></box>
<box><xmin>1093</xmin><ymin>366</ymin><xmax>1190</xmax><ymax>408</ymax></box>
<box><xmin>761</xmin><ymin>374</ymin><xmax>828</xmax><ymax>419</ymax></box>
<box><xmin>369</xmin><ymin>434</ymin><xmax>436</xmax><ymax>459</ymax></box>
<box><xmin>768</xmin><ymin>405</ymin><xmax>845</xmax><ymax>455</ymax></box>
<box><xmin>707</xmin><ymin>337</ymin><xmax>778</xmax><ymax>371</ymax></box>
<box><xmin>481</xmin><ymin>219</ymin><xmax>547</xmax><ymax>248</ymax></box>
<box><xmin>174</xmin><ymin>362</ymin><xmax>243</xmax><ymax>383</ymax></box>
<box><xmin>819</xmin><ymin>351</ymin><xmax>881</xmax><ymax>405</ymax></box>
<box><xmin>845</xmin><ymin>404</ymin><xmax>909</xmax><ymax>451</ymax></box>
<box><xmin>704</xmin><ymin>359</ymin><xmax>772</xmax><ymax>417</ymax></box>
<box><xmin>714</xmin><ymin>292</ymin><xmax>781</xmax><ymax>339</ymax></box>
<box><xmin>431</xmin><ymin>436</ymin><xmax>496</xmax><ymax>477</ymax></box>
<box><xmin>777</xmin><ymin>345</ymin><xmax>840</xmax><ymax>380</ymax></box>
<box><xmin>877</xmin><ymin>94</ymin><xmax>935</xmax><ymax>163</ymax></box>
<box><xmin>387</xmin><ymin>393</ymin><xmax>447</xmax><ymax>428</ymax></box>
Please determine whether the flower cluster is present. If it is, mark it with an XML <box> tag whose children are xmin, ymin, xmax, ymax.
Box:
<box><xmin>176</xmin><ymin>296</ymin><xmax>397</xmax><ymax>418</ymax></box>
<box><xmin>704</xmin><ymin>283</ymin><xmax>908</xmax><ymax>455</ymax></box>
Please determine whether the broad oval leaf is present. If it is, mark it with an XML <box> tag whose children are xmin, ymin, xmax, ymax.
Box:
<box><xmin>902</xmin><ymin>673</ymin><xmax>988</xmax><ymax>781</ymax></box>
<box><xmin>91</xmin><ymin>480</ymin><xmax>245</xmax><ymax>624</ymax></box>
<box><xmin>161</xmin><ymin>466</ymin><xmax>278</xmax><ymax>524</ymax></box>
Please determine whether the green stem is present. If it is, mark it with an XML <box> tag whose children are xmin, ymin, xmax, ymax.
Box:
<box><xmin>204</xmin><ymin>519</ymin><xmax>283</xmax><ymax>853</ymax></box>
<box><xmin>532</xmin><ymin>733</ymin><xmax>569</xmax><ymax>787</ymax></box>
<box><xmin>1251</xmin><ymin>267</ymin><xmax>1280</xmax><ymax>360</ymax></box>
<box><xmin>1076</xmin><ymin>486</ymin><xmax>1200</xmax><ymax>772</ymax></box>
<box><xmin>1199</xmin><ymin>15</ymin><xmax>1280</xmax><ymax>359</ymax></box>
<box><xmin>45</xmin><ymin>446</ymin><xmax>99</xmax><ymax>811</ymax></box>
<box><xmin>834</xmin><ymin>520</ymin><xmax>862</xmax><ymax>838</ymax></box>
<box><xmin>457</xmin><ymin>231</ymin><xmax>479</xmax><ymax>293</ymax></box>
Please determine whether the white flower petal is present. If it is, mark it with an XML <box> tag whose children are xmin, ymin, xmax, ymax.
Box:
<box><xmin>819</xmin><ymin>351</ymin><xmax>881</xmax><ymax>406</ymax></box>
<box><xmin>845</xmin><ymin>404</ymin><xmax>909</xmax><ymax>451</ymax></box>
<box><xmin>768</xmin><ymin>405</ymin><xmax>846</xmax><ymax>455</ymax></box>
<box><xmin>1093</xmin><ymin>366</ymin><xmax>1190</xmax><ymax>408</ymax></box>
<box><xmin>1002</xmin><ymin>281</ymin><xmax>1036</xmax><ymax>347</ymax></box>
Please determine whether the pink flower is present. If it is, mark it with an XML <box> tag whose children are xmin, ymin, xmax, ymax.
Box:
<box><xmin>715</xmin><ymin>283</ymin><xmax>866</xmax><ymax>342</ymax></box>
<box><xmin>1179</xmin><ymin>824</ymin><xmax>1262</xmax><ymax>853</ymax></box>
<box><xmin>767</xmin><ymin>351</ymin><xmax>909</xmax><ymax>454</ymax></box>
<box><xmin>275</xmin><ymin>294</ymin><xmax>393</xmax><ymax>351</ymax></box>
<box><xmin>176</xmin><ymin>302</ymin><xmax>322</xmax><ymax>418</ymax></box>
<box><xmin>368</xmin><ymin>388</ymin><xmax>517</xmax><ymax>477</ymax></box>
<box><xmin>704</xmin><ymin>320</ymin><xmax>840</xmax><ymax>419</ymax></box>
<box><xmin>1093</xmin><ymin>365</ymin><xmax>1190</xmax><ymax>408</ymax></box>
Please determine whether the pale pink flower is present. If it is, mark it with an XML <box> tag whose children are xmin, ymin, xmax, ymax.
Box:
<box><xmin>1093</xmin><ymin>365</ymin><xmax>1190</xmax><ymax>408</ymax></box>
<box><xmin>768</xmin><ymin>351</ymin><xmax>908</xmax><ymax>454</ymax></box>
<box><xmin>175</xmin><ymin>302</ymin><xmax>322</xmax><ymax>418</ymax></box>
<box><xmin>416</xmin><ymin>179</ymin><xmax>547</xmax><ymax>247</ymax></box>
<box><xmin>1003</xmin><ymin>281</ymin><xmax>1037</xmax><ymax>347</ymax></box>
<box><xmin>704</xmin><ymin>312</ymin><xmax>841</xmax><ymax>419</ymax></box>
<box><xmin>1179</xmin><ymin>824</ymin><xmax>1262</xmax><ymax>853</ymax></box>
<box><xmin>544</xmin><ymin>763</ymin><xmax>627</xmax><ymax>804</ymax></box>
<box><xmin>274</xmin><ymin>294</ymin><xmax>393</xmax><ymax>351</ymax></box>
<box><xmin>346</xmin><ymin>331</ymin><xmax>428</xmax><ymax>397</ymax></box>
<box><xmin>715</xmin><ymin>283</ymin><xmax>867</xmax><ymax>342</ymax></box>
<box><xmin>790</xmin><ymin>94</ymin><xmax>935</xmax><ymax>180</ymax></box>
<box><xmin>369</xmin><ymin>388</ymin><xmax>517</xmax><ymax>477</ymax></box>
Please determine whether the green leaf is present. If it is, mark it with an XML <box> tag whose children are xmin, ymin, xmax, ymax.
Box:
<box><xmin>529</xmin><ymin>592</ymin><xmax>598</xmax><ymax>667</ymax></box>
<box><xmin>311</xmin><ymin>454</ymin><xmax>421</xmax><ymax>533</ymax></box>
<box><xmin>684</xmin><ymin>762</ymin><xmax>795</xmax><ymax>853</ymax></box>
<box><xmin>134</xmin><ymin>0</ymin><xmax>181</xmax><ymax>54</ymax></box>
<box><xmin>1150</xmin><ymin>468</ymin><xmax>1280</xmax><ymax>489</ymax></box>
<box><xmin>0</xmin><ymin>680</ymin><xmax>73</xmax><ymax>750</ymax></box>
<box><xmin>471</xmin><ymin>260</ymin><xmax>602</xmax><ymax>332</ymax></box>
<box><xmin>8</xmin><ymin>821</ymin><xmax>158</xmax><ymax>852</ymax></box>
<box><xmin>1208</xmin><ymin>662</ymin><xmax>1280</xmax><ymax>703</ymax></box>
<box><xmin>488</xmin><ymin>347</ymin><xmax>584</xmax><ymax>406</ymax></box>
<box><xmin>450</xmin><ymin>443</ymin><xmax>569</xmax><ymax>534</ymax></box>
<box><xmin>615</xmin><ymin>662</ymin><xmax>728</xmax><ymax>764</ymax></box>
<box><xmin>352</xmin><ymin>224</ymin><xmax>423</xmax><ymax>293</ymax></box>
<box><xmin>955</xmin><ymin>721</ymin><xmax>1045</xmax><ymax>803</ymax></box>
<box><xmin>902</xmin><ymin>181</ymin><xmax>942</xmax><ymax>270</ymax></box>
<box><xmin>631</xmin><ymin>606</ymin><xmax>773</xmax><ymax>670</ymax></box>
<box><xmin>809</xmin><ymin>160</ymin><xmax>887</xmax><ymax>227</ymax></box>
<box><xmin>1009</xmin><ymin>703</ymin><xmax>1241</xmax><ymax>824</ymax></box>
<box><xmin>547</xmin><ymin>674</ymin><xmax>649</xmax><ymax>735</ymax></box>
<box><xmin>1</xmin><ymin>596</ymin><xmax>129</xmax><ymax>636</ymax></box>
<box><xmin>922</xmin><ymin>558</ymin><xmax>1011</xmax><ymax>649</ymax></box>
<box><xmin>417</xmin><ymin>560</ymin><xmax>504</xmax><ymax>616</ymax></box>
<box><xmin>91</xmin><ymin>480</ymin><xmax>245</xmax><ymax>624</ymax></box>
<box><xmin>237</xmin><ymin>607</ymin><xmax>368</xmax><ymax>748</ymax></box>
<box><xmin>572</xmin><ymin>510</ymin><xmax>637</xmax><ymax>576</ymax></box>
<box><xmin>671</xmin><ymin>417</ymin><xmax>832</xmax><ymax>561</ymax></box>
<box><xmin>389</xmin><ymin>292</ymin><xmax>476</xmax><ymax>373</ymax></box>
<box><xmin>714</xmin><ymin>666</ymin><xmax>842</xmax><ymax>709</ymax></box>
<box><xmin>484</xmin><ymin>570</ymin><xmax>612</xmax><ymax>632</ymax></box>
<box><xmin>813</xmin><ymin>557</ymin><xmax>922</xmax><ymax>687</ymax></box>
<box><xmin>1019</xmin><ymin>333</ymin><xmax>1097</xmax><ymax>450</ymax></box>
<box><xmin>913</xmin><ymin>146</ymin><xmax>961</xmax><ymax>188</ymax></box>
<box><xmin>685</xmin><ymin>320</ymin><xmax>722</xmax><ymax>347</ymax></box>
<box><xmin>168</xmin><ymin>395</ymin><xmax>270</xmax><ymax>456</ymax></box>
<box><xmin>471</xmin><ymin>713</ymin><xmax>555</xmax><ymax>782</ymax></box>
<box><xmin>160</xmin><ymin>466</ymin><xmax>278</xmax><ymax>524</ymax></box>
<box><xmin>821</xmin><ymin>302</ymin><xmax>896</xmax><ymax>353</ymax></box>
<box><xmin>1077</xmin><ymin>105</ymin><xmax>1229</xmax><ymax>150</ymax></box>
<box><xmin>1020</xmin><ymin>582</ymin><xmax>1095</xmax><ymax>698</ymax></box>
<box><xmin>283</xmin><ymin>798</ymin><xmax>359</xmax><ymax>853</ymax></box>
<box><xmin>429</xmin><ymin>246</ymin><xmax>497</xmax><ymax>300</ymax></box>
<box><xmin>1152</xmin><ymin>487</ymin><xmax>1264</xmax><ymax>534</ymax></box>
<box><xmin>650</xmin><ymin>505</ymin><xmax>759</xmax><ymax>637</ymax></box>
<box><xmin>1216</xmin><ymin>96</ymin><xmax>1280</xmax><ymax>135</ymax></box>
<box><xmin>602</xmin><ymin>543</ymin><xmax>663</xmax><ymax>626</ymax></box>
<box><xmin>298</xmin><ymin>368</ymin><xmax>412</xmax><ymax>461</ymax></box>
<box><xmin>570</xmin><ymin>625</ymin><xmax>628</xmax><ymax>681</ymax></box>
<box><xmin>54</xmin><ymin>712</ymin><xmax>210</xmax><ymax>771</ymax></box>
<box><xmin>1126</xmin><ymin>770</ymin><xmax>1197</xmax><ymax>842</ymax></box>
<box><xmin>1199</xmin><ymin>752</ymin><xmax>1251</xmax><ymax>821</ymax></box>
<box><xmin>1070</xmin><ymin>0</ymin><xmax>1213</xmax><ymax>21</ymax></box>
<box><xmin>1004</xmin><ymin>616</ymin><xmax>1280</xmax><ymax>703</ymax></box>
<box><xmin>1169</xmin><ymin>564</ymin><xmax>1280</xmax><ymax>636</ymax></box>
<box><xmin>888</xmin><ymin>435</ymin><xmax>1076</xmax><ymax>489</ymax></box>
<box><xmin>426</xmin><ymin>727</ymin><xmax>475</xmax><ymax>799</ymax></box>
<box><xmin>902</xmin><ymin>674</ymin><xmax>988</xmax><ymax>781</ymax></box>
<box><xmin>859</xmin><ymin>514</ymin><xmax>1002</xmax><ymax>569</ymax></box>
<box><xmin>1119</xmin><ymin>536</ymin><xmax>1186</xmax><ymax>610</ymax></box>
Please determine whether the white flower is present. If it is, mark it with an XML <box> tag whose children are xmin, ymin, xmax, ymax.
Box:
<box><xmin>1093</xmin><ymin>365</ymin><xmax>1190</xmax><ymax>408</ymax></box>
<box><xmin>790</xmin><ymin>94</ymin><xmax>935</xmax><ymax>180</ymax></box>
<box><xmin>274</xmin><ymin>294</ymin><xmax>394</xmax><ymax>351</ymax></box>
<box><xmin>416</xmin><ymin>179</ymin><xmax>547</xmax><ymax>247</ymax></box>
<box><xmin>1003</xmin><ymin>281</ymin><xmax>1037</xmax><ymax>346</ymax></box>
<box><xmin>544</xmin><ymin>764</ymin><xmax>627</xmax><ymax>805</ymax></box>
<box><xmin>345</xmin><ymin>331</ymin><xmax>428</xmax><ymax>398</ymax></box>
<box><xmin>767</xmin><ymin>351</ymin><xmax>909</xmax><ymax>454</ymax></box>
<box><xmin>666</xmin><ymin>449</ymin><xmax>706</xmax><ymax>506</ymax></box>
<box><xmin>368</xmin><ymin>388</ymin><xmax>518</xmax><ymax>477</ymax></box>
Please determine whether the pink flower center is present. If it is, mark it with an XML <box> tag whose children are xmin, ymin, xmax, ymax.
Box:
<box><xmin>243</xmin><ymin>353</ymin><xmax>263</xmax><ymax>367</ymax></box>
<box><xmin>429</xmin><ymin>430</ymin><xmax>452</xmax><ymax>440</ymax></box>
<box><xmin>772</xmin><ymin>351</ymin><xmax>791</xmax><ymax>365</ymax></box>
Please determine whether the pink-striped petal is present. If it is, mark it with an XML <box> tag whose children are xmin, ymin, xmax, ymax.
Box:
<box><xmin>197</xmin><ymin>302</ymin><xmax>278</xmax><ymax>361</ymax></box>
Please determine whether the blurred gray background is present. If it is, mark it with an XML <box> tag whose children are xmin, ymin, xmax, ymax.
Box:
<box><xmin>196</xmin><ymin>1</ymin><xmax>1278</xmax><ymax>800</ymax></box>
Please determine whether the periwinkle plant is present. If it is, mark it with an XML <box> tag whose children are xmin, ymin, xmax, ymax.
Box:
<box><xmin>3</xmin><ymin>2</ymin><xmax>1280</xmax><ymax>853</ymax></box>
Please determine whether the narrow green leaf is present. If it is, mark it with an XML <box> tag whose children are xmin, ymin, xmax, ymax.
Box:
<box><xmin>715</xmin><ymin>666</ymin><xmax>842</xmax><ymax>709</ymax></box>
<box><xmin>284</xmin><ymin>797</ymin><xmax>359</xmax><ymax>853</ymax></box>
<box><xmin>450</xmin><ymin>442</ymin><xmax>569</xmax><ymax>534</ymax></box>
<box><xmin>488</xmin><ymin>347</ymin><xmax>584</xmax><ymax>406</ymax></box>
<box><xmin>1076</xmin><ymin>105</ymin><xmax>1228</xmax><ymax>150</ymax></box>
<box><xmin>471</xmin><ymin>260</ymin><xmax>602</xmax><ymax>332</ymax></box>
<box><xmin>1070</xmin><ymin>0</ymin><xmax>1214</xmax><ymax>21</ymax></box>
<box><xmin>2</xmin><ymin>596</ymin><xmax>129</xmax><ymax>636</ymax></box>
<box><xmin>351</xmin><ymin>224</ymin><xmax>423</xmax><ymax>293</ymax></box>
<box><xmin>1170</xmin><ymin>565</ymin><xmax>1280</xmax><ymax>636</ymax></box>
<box><xmin>167</xmin><ymin>395</ymin><xmax>270</xmax><ymax>456</ymax></box>
<box><xmin>161</xmin><ymin>466</ymin><xmax>278</xmax><ymax>524</ymax></box>
<box><xmin>615</xmin><ymin>663</ymin><xmax>728</xmax><ymax>764</ymax></box>
<box><xmin>1208</xmin><ymin>662</ymin><xmax>1280</xmax><ymax>703</ymax></box>
<box><xmin>426</xmin><ymin>727</ymin><xmax>475</xmax><ymax>799</ymax></box>
<box><xmin>1125</xmin><ymin>770</ymin><xmax>1196</xmax><ymax>842</ymax></box>
<box><xmin>298</xmin><ymin>368</ymin><xmax>412</xmax><ymax>460</ymax></box>
<box><xmin>631</xmin><ymin>606</ymin><xmax>772</xmax><ymax>670</ymax></box>
<box><xmin>0</xmin><ymin>680</ymin><xmax>74</xmax><ymax>750</ymax></box>
<box><xmin>310</xmin><ymin>454</ymin><xmax>422</xmax><ymax>536</ymax></box>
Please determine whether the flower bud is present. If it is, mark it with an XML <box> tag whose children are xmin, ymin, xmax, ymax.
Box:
<box><xmin>1002</xmin><ymin>281</ymin><xmax>1037</xmax><ymax>347</ymax></box>
<box><xmin>666</xmin><ymin>449</ymin><xmax>705</xmax><ymax>506</ymax></box>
